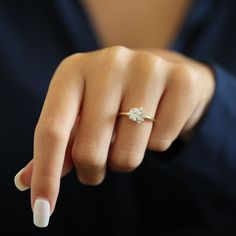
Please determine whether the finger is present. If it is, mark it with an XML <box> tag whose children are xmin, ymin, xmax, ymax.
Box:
<box><xmin>148</xmin><ymin>64</ymin><xmax>198</xmax><ymax>151</ymax></box>
<box><xmin>14</xmin><ymin>119</ymin><xmax>77</xmax><ymax>191</ymax></box>
<box><xmin>72</xmin><ymin>67</ymin><xmax>124</xmax><ymax>185</ymax></box>
<box><xmin>109</xmin><ymin>53</ymin><xmax>166</xmax><ymax>171</ymax></box>
<box><xmin>14</xmin><ymin>160</ymin><xmax>33</xmax><ymax>191</ymax></box>
<box><xmin>14</xmin><ymin>156</ymin><xmax>73</xmax><ymax>192</ymax></box>
<box><xmin>31</xmin><ymin>55</ymin><xmax>84</xmax><ymax>227</ymax></box>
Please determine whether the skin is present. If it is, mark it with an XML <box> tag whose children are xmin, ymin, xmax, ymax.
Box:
<box><xmin>17</xmin><ymin>46</ymin><xmax>215</xmax><ymax>215</ymax></box>
<box><xmin>82</xmin><ymin>0</ymin><xmax>191</xmax><ymax>48</ymax></box>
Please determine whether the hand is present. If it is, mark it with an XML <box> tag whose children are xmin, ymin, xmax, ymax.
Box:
<box><xmin>14</xmin><ymin>46</ymin><xmax>215</xmax><ymax>227</ymax></box>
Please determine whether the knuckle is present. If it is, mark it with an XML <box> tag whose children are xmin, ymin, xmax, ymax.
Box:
<box><xmin>106</xmin><ymin>45</ymin><xmax>131</xmax><ymax>65</ymax></box>
<box><xmin>35</xmin><ymin>121</ymin><xmax>67</xmax><ymax>143</ymax></box>
<box><xmin>92</xmin><ymin>46</ymin><xmax>131</xmax><ymax>84</ymax></box>
<box><xmin>110</xmin><ymin>146</ymin><xmax>143</xmax><ymax>171</ymax></box>
<box><xmin>172</xmin><ymin>64</ymin><xmax>195</xmax><ymax>84</ymax></box>
<box><xmin>78</xmin><ymin>175</ymin><xmax>104</xmax><ymax>186</ymax></box>
<box><xmin>174</xmin><ymin>63</ymin><xmax>193</xmax><ymax>76</ymax></box>
<box><xmin>72</xmin><ymin>144</ymin><xmax>104</xmax><ymax>170</ymax></box>
<box><xmin>170</xmin><ymin>63</ymin><xmax>198</xmax><ymax>94</ymax></box>
<box><xmin>85</xmin><ymin>46</ymin><xmax>130</xmax><ymax>80</ymax></box>
<box><xmin>59</xmin><ymin>53</ymin><xmax>83</xmax><ymax>68</ymax></box>
<box><xmin>131</xmin><ymin>52</ymin><xmax>164</xmax><ymax>87</ymax></box>
<box><xmin>136</xmin><ymin>50</ymin><xmax>160</xmax><ymax>62</ymax></box>
<box><xmin>108</xmin><ymin>45</ymin><xmax>130</xmax><ymax>54</ymax></box>
<box><xmin>148</xmin><ymin>138</ymin><xmax>172</xmax><ymax>152</ymax></box>
<box><xmin>133</xmin><ymin>51</ymin><xmax>160</xmax><ymax>73</ymax></box>
<box><xmin>53</xmin><ymin>53</ymin><xmax>84</xmax><ymax>80</ymax></box>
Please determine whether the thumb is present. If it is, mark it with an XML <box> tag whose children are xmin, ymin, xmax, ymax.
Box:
<box><xmin>14</xmin><ymin>153</ymin><xmax>74</xmax><ymax>192</ymax></box>
<box><xmin>14</xmin><ymin>160</ymin><xmax>33</xmax><ymax>191</ymax></box>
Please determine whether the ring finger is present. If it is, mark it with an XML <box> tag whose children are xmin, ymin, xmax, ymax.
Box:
<box><xmin>109</xmin><ymin>54</ymin><xmax>167</xmax><ymax>171</ymax></box>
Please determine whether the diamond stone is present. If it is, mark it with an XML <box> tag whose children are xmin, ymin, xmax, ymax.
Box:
<box><xmin>127</xmin><ymin>107</ymin><xmax>145</xmax><ymax>123</ymax></box>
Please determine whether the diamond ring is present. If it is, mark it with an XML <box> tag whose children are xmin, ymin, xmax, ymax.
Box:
<box><xmin>118</xmin><ymin>107</ymin><xmax>156</xmax><ymax>124</ymax></box>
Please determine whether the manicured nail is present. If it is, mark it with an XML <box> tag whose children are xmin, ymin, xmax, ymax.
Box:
<box><xmin>33</xmin><ymin>198</ymin><xmax>50</xmax><ymax>228</ymax></box>
<box><xmin>14</xmin><ymin>168</ymin><xmax>29</xmax><ymax>191</ymax></box>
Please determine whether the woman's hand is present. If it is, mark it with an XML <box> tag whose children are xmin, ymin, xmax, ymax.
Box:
<box><xmin>14</xmin><ymin>46</ymin><xmax>215</xmax><ymax>227</ymax></box>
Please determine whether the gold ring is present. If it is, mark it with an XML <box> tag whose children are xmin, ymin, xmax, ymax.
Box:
<box><xmin>118</xmin><ymin>107</ymin><xmax>156</xmax><ymax>124</ymax></box>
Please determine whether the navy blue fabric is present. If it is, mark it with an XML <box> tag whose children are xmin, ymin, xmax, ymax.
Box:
<box><xmin>1</xmin><ymin>0</ymin><xmax>236</xmax><ymax>235</ymax></box>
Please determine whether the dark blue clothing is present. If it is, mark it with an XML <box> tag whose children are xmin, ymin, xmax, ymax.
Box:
<box><xmin>1</xmin><ymin>0</ymin><xmax>236</xmax><ymax>235</ymax></box>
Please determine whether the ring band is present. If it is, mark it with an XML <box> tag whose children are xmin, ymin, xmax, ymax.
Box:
<box><xmin>118</xmin><ymin>107</ymin><xmax>156</xmax><ymax>124</ymax></box>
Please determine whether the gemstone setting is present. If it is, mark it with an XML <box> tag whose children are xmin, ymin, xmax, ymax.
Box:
<box><xmin>127</xmin><ymin>107</ymin><xmax>145</xmax><ymax>123</ymax></box>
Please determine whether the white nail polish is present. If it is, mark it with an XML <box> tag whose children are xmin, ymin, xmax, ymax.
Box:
<box><xmin>14</xmin><ymin>168</ymin><xmax>29</xmax><ymax>191</ymax></box>
<box><xmin>33</xmin><ymin>198</ymin><xmax>50</xmax><ymax>228</ymax></box>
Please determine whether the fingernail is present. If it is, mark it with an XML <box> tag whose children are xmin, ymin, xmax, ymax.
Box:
<box><xmin>14</xmin><ymin>168</ymin><xmax>29</xmax><ymax>191</ymax></box>
<box><xmin>33</xmin><ymin>198</ymin><xmax>50</xmax><ymax>228</ymax></box>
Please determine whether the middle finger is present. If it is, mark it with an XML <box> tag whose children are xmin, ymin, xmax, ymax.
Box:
<box><xmin>72</xmin><ymin>67</ymin><xmax>125</xmax><ymax>185</ymax></box>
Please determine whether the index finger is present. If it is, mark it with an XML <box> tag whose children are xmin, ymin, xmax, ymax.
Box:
<box><xmin>31</xmin><ymin>56</ymin><xmax>84</xmax><ymax>227</ymax></box>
